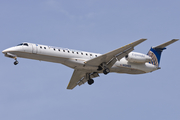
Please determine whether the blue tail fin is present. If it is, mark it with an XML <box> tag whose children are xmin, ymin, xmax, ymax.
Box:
<box><xmin>147</xmin><ymin>39</ymin><xmax>179</xmax><ymax>67</ymax></box>
<box><xmin>147</xmin><ymin>47</ymin><xmax>166</xmax><ymax>66</ymax></box>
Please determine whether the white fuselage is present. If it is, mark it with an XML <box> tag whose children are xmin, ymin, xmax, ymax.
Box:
<box><xmin>2</xmin><ymin>43</ymin><xmax>158</xmax><ymax>74</ymax></box>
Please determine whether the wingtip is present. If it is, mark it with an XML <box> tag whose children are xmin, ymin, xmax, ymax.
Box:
<box><xmin>67</xmin><ymin>85</ymin><xmax>73</xmax><ymax>90</ymax></box>
<box><xmin>136</xmin><ymin>38</ymin><xmax>147</xmax><ymax>43</ymax></box>
<box><xmin>140</xmin><ymin>38</ymin><xmax>147</xmax><ymax>41</ymax></box>
<box><xmin>67</xmin><ymin>88</ymin><xmax>73</xmax><ymax>90</ymax></box>
<box><xmin>137</xmin><ymin>38</ymin><xmax>147</xmax><ymax>43</ymax></box>
<box><xmin>172</xmin><ymin>39</ymin><xmax>179</xmax><ymax>41</ymax></box>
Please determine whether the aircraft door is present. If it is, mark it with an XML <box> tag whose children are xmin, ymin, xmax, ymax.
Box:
<box><xmin>32</xmin><ymin>44</ymin><xmax>37</xmax><ymax>54</ymax></box>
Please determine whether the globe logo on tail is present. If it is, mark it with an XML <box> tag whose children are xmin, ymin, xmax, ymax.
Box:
<box><xmin>147</xmin><ymin>51</ymin><xmax>158</xmax><ymax>66</ymax></box>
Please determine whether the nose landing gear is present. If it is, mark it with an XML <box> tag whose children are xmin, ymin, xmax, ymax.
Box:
<box><xmin>14</xmin><ymin>61</ymin><xmax>19</xmax><ymax>65</ymax></box>
<box><xmin>14</xmin><ymin>58</ymin><xmax>19</xmax><ymax>65</ymax></box>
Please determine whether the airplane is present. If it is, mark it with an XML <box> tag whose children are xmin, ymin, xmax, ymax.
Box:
<box><xmin>2</xmin><ymin>39</ymin><xmax>178</xmax><ymax>89</ymax></box>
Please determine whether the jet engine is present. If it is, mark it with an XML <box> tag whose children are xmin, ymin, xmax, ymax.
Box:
<box><xmin>125</xmin><ymin>52</ymin><xmax>152</xmax><ymax>63</ymax></box>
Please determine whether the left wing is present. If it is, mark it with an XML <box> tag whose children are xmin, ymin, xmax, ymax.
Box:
<box><xmin>84</xmin><ymin>39</ymin><xmax>147</xmax><ymax>68</ymax></box>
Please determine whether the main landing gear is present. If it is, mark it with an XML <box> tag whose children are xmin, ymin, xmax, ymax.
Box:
<box><xmin>98</xmin><ymin>63</ymin><xmax>110</xmax><ymax>75</ymax></box>
<box><xmin>14</xmin><ymin>58</ymin><xmax>19</xmax><ymax>65</ymax></box>
<box><xmin>88</xmin><ymin>79</ymin><xmax>94</xmax><ymax>85</ymax></box>
<box><xmin>87</xmin><ymin>73</ymin><xmax>94</xmax><ymax>85</ymax></box>
<box><xmin>103</xmin><ymin>68</ymin><xmax>110</xmax><ymax>75</ymax></box>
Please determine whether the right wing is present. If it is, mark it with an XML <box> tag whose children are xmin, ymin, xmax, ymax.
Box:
<box><xmin>67</xmin><ymin>69</ymin><xmax>99</xmax><ymax>90</ymax></box>
<box><xmin>67</xmin><ymin>69</ymin><xmax>86</xmax><ymax>90</ymax></box>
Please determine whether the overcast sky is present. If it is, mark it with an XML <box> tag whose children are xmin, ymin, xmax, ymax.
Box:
<box><xmin>1</xmin><ymin>0</ymin><xmax>180</xmax><ymax>120</ymax></box>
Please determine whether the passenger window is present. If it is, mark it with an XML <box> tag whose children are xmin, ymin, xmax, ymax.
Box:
<box><xmin>40</xmin><ymin>46</ymin><xmax>42</xmax><ymax>49</ymax></box>
<box><xmin>72</xmin><ymin>51</ymin><xmax>74</xmax><ymax>53</ymax></box>
<box><xmin>90</xmin><ymin>54</ymin><xmax>92</xmax><ymax>56</ymax></box>
<box><xmin>81</xmin><ymin>53</ymin><xmax>83</xmax><ymax>55</ymax></box>
<box><xmin>44</xmin><ymin>47</ymin><xmax>46</xmax><ymax>49</ymax></box>
<box><xmin>77</xmin><ymin>52</ymin><xmax>78</xmax><ymax>54</ymax></box>
<box><xmin>68</xmin><ymin>51</ymin><xmax>70</xmax><ymax>53</ymax></box>
<box><xmin>86</xmin><ymin>53</ymin><xmax>88</xmax><ymax>56</ymax></box>
<box><xmin>63</xmin><ymin>50</ymin><xmax>65</xmax><ymax>52</ymax></box>
<box><xmin>54</xmin><ymin>48</ymin><xmax>56</xmax><ymax>51</ymax></box>
<box><xmin>95</xmin><ymin>55</ymin><xmax>97</xmax><ymax>57</ymax></box>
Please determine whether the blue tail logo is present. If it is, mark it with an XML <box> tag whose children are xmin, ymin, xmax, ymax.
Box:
<box><xmin>147</xmin><ymin>39</ymin><xmax>178</xmax><ymax>67</ymax></box>
<box><xmin>147</xmin><ymin>47</ymin><xmax>166</xmax><ymax>67</ymax></box>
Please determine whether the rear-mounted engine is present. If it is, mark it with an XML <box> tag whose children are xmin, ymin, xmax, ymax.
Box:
<box><xmin>125</xmin><ymin>52</ymin><xmax>152</xmax><ymax>63</ymax></box>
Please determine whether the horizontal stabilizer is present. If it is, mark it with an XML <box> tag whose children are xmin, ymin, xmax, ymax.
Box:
<box><xmin>153</xmin><ymin>39</ymin><xmax>179</xmax><ymax>49</ymax></box>
<box><xmin>148</xmin><ymin>39</ymin><xmax>179</xmax><ymax>67</ymax></box>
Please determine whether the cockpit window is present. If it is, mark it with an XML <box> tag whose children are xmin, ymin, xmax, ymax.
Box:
<box><xmin>17</xmin><ymin>43</ymin><xmax>28</xmax><ymax>46</ymax></box>
<box><xmin>17</xmin><ymin>43</ymin><xmax>23</xmax><ymax>46</ymax></box>
<box><xmin>23</xmin><ymin>43</ymin><xmax>28</xmax><ymax>46</ymax></box>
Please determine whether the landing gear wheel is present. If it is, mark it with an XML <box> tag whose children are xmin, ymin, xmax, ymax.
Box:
<box><xmin>103</xmin><ymin>68</ymin><xmax>110</xmax><ymax>75</ymax></box>
<box><xmin>14</xmin><ymin>61</ymin><xmax>19</xmax><ymax>65</ymax></box>
<box><xmin>88</xmin><ymin>79</ymin><xmax>94</xmax><ymax>85</ymax></box>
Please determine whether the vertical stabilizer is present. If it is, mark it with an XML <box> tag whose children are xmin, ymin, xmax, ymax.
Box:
<box><xmin>147</xmin><ymin>39</ymin><xmax>178</xmax><ymax>66</ymax></box>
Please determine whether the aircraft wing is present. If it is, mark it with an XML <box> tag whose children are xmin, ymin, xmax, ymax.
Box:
<box><xmin>67</xmin><ymin>69</ymin><xmax>86</xmax><ymax>89</ymax></box>
<box><xmin>85</xmin><ymin>39</ymin><xmax>147</xmax><ymax>67</ymax></box>
<box><xmin>67</xmin><ymin>39</ymin><xmax>147</xmax><ymax>90</ymax></box>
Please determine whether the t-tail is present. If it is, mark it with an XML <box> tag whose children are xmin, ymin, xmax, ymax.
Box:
<box><xmin>147</xmin><ymin>39</ymin><xmax>179</xmax><ymax>67</ymax></box>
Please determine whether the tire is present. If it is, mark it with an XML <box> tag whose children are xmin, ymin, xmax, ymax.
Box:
<box><xmin>103</xmin><ymin>68</ymin><xmax>110</xmax><ymax>75</ymax></box>
<box><xmin>88</xmin><ymin>79</ymin><xmax>94</xmax><ymax>85</ymax></box>
<box><xmin>14</xmin><ymin>61</ymin><xmax>18</xmax><ymax>65</ymax></box>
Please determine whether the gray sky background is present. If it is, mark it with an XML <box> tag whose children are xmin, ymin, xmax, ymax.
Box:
<box><xmin>0</xmin><ymin>0</ymin><xmax>180</xmax><ymax>120</ymax></box>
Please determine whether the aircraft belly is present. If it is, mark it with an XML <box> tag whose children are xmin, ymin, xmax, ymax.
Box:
<box><xmin>10</xmin><ymin>51</ymin><xmax>97</xmax><ymax>71</ymax></box>
<box><xmin>110</xmin><ymin>66</ymin><xmax>146</xmax><ymax>74</ymax></box>
<box><xmin>10</xmin><ymin>49</ymin><xmax>157</xmax><ymax>74</ymax></box>
<box><xmin>111</xmin><ymin>59</ymin><xmax>157</xmax><ymax>74</ymax></box>
<box><xmin>13</xmin><ymin>51</ymin><xmax>66</xmax><ymax>64</ymax></box>
<box><xmin>64</xmin><ymin>58</ymin><xmax>98</xmax><ymax>71</ymax></box>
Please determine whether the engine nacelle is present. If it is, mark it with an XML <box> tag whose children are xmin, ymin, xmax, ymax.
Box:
<box><xmin>125</xmin><ymin>52</ymin><xmax>152</xmax><ymax>63</ymax></box>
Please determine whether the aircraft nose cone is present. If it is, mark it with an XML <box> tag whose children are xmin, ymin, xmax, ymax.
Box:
<box><xmin>2</xmin><ymin>49</ymin><xmax>8</xmax><ymax>54</ymax></box>
<box><xmin>2</xmin><ymin>47</ymin><xmax>16</xmax><ymax>54</ymax></box>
